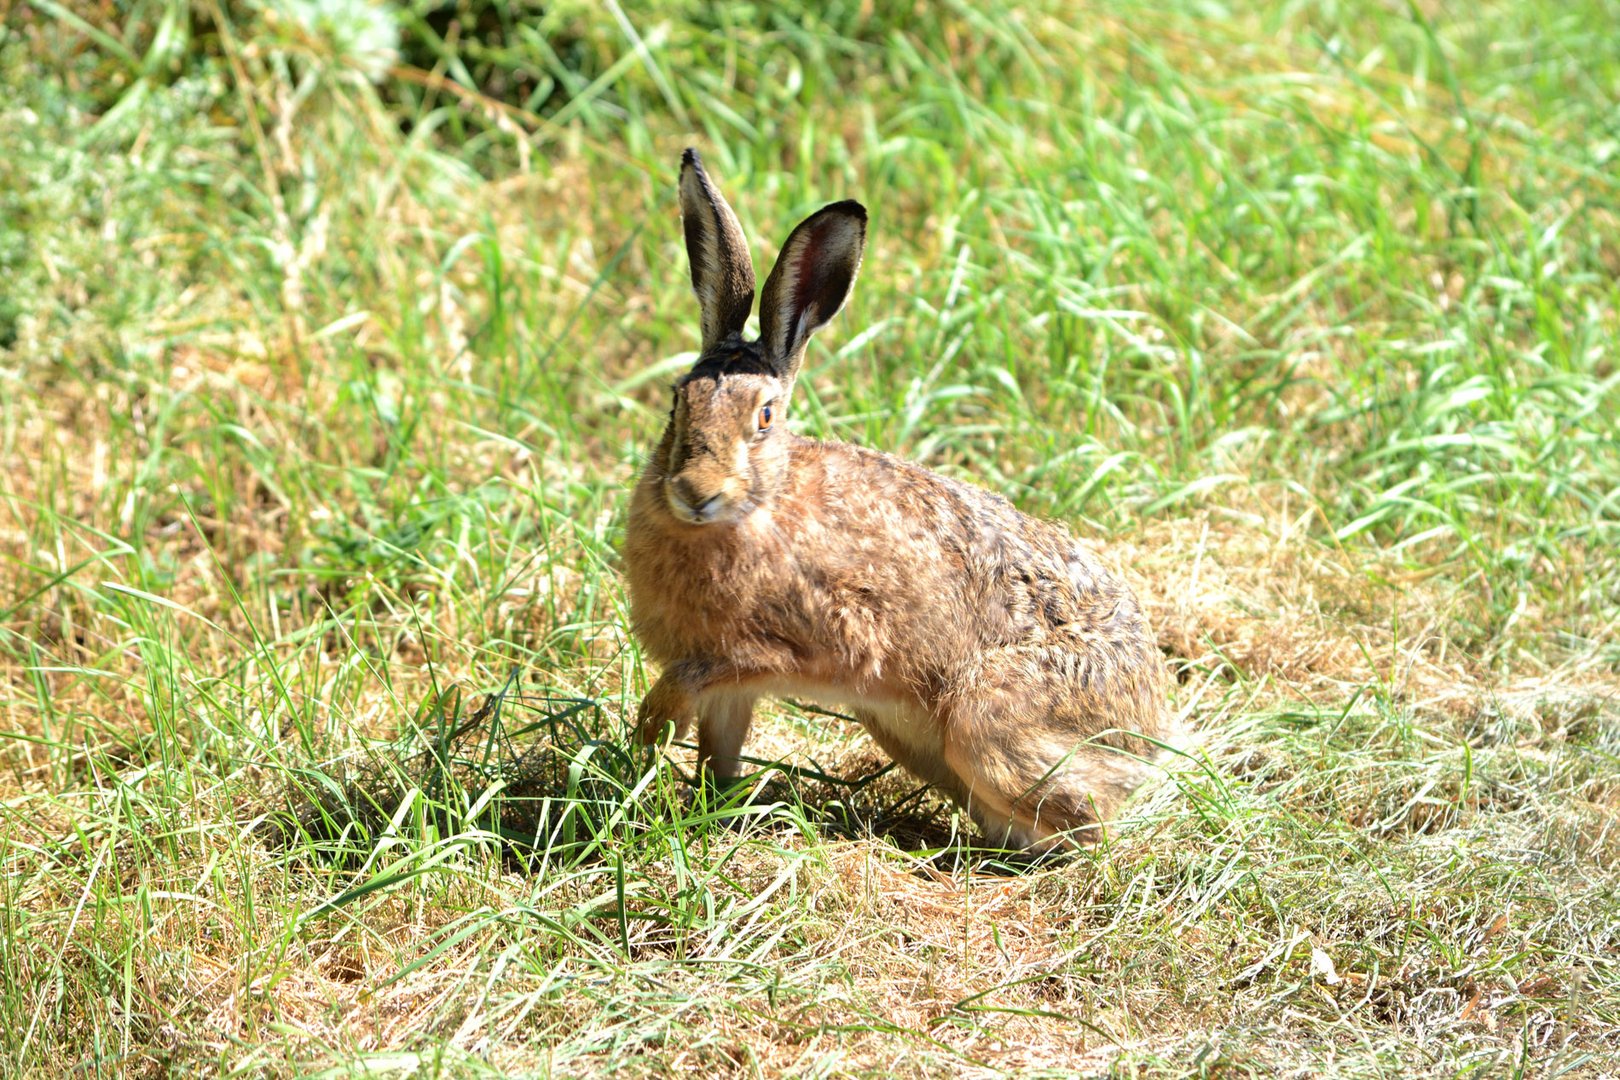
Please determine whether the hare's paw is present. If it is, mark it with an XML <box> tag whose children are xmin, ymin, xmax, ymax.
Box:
<box><xmin>635</xmin><ymin>674</ymin><xmax>693</xmax><ymax>746</ymax></box>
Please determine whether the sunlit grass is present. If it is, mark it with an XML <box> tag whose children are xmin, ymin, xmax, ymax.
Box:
<box><xmin>1</xmin><ymin>0</ymin><xmax>1617</xmax><ymax>1075</ymax></box>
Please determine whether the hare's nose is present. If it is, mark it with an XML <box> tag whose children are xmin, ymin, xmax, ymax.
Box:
<box><xmin>670</xmin><ymin>478</ymin><xmax>719</xmax><ymax>516</ymax></box>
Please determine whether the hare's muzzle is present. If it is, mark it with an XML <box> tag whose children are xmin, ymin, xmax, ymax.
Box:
<box><xmin>665</xmin><ymin>476</ymin><xmax>726</xmax><ymax>524</ymax></box>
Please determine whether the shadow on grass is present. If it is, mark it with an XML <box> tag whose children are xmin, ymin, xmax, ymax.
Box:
<box><xmin>728</xmin><ymin>768</ymin><xmax>1063</xmax><ymax>876</ymax></box>
<box><xmin>697</xmin><ymin>733</ymin><xmax>1077</xmax><ymax>876</ymax></box>
<box><xmin>261</xmin><ymin>677</ymin><xmax>1068</xmax><ymax>877</ymax></box>
<box><xmin>260</xmin><ymin>673</ymin><xmax>645</xmax><ymax>871</ymax></box>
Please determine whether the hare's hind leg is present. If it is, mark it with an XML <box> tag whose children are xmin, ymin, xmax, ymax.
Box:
<box><xmin>940</xmin><ymin>645</ymin><xmax>1167</xmax><ymax>851</ymax></box>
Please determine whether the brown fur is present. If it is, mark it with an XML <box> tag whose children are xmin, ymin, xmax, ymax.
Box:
<box><xmin>624</xmin><ymin>152</ymin><xmax>1175</xmax><ymax>851</ymax></box>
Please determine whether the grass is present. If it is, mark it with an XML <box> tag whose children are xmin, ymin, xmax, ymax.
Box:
<box><xmin>1</xmin><ymin>0</ymin><xmax>1617</xmax><ymax>1074</ymax></box>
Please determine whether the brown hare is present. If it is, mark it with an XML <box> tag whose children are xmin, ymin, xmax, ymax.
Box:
<box><xmin>625</xmin><ymin>149</ymin><xmax>1176</xmax><ymax>850</ymax></box>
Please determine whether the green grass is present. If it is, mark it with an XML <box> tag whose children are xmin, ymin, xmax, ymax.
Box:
<box><xmin>2</xmin><ymin>0</ymin><xmax>1617</xmax><ymax>1075</ymax></box>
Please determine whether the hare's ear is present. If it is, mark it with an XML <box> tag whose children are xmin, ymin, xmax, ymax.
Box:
<box><xmin>679</xmin><ymin>149</ymin><xmax>755</xmax><ymax>351</ymax></box>
<box><xmin>758</xmin><ymin>200</ymin><xmax>866</xmax><ymax>386</ymax></box>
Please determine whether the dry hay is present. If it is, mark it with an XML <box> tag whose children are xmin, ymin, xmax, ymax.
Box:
<box><xmin>1113</xmin><ymin>506</ymin><xmax>1619</xmax><ymax>725</ymax></box>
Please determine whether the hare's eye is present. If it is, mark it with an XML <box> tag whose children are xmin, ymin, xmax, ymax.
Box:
<box><xmin>758</xmin><ymin>404</ymin><xmax>773</xmax><ymax>431</ymax></box>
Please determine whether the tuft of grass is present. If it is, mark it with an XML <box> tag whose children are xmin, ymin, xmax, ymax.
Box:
<box><xmin>2</xmin><ymin>0</ymin><xmax>1618</xmax><ymax>1075</ymax></box>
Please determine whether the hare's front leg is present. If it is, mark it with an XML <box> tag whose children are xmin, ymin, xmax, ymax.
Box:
<box><xmin>635</xmin><ymin>662</ymin><xmax>762</xmax><ymax>781</ymax></box>
<box><xmin>694</xmin><ymin>691</ymin><xmax>757</xmax><ymax>782</ymax></box>
<box><xmin>635</xmin><ymin>672</ymin><xmax>695</xmax><ymax>746</ymax></box>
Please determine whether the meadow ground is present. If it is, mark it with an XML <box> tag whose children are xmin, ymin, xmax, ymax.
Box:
<box><xmin>2</xmin><ymin>0</ymin><xmax>1618</xmax><ymax>1075</ymax></box>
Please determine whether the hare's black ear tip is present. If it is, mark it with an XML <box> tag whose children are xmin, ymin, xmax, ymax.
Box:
<box><xmin>681</xmin><ymin>147</ymin><xmax>703</xmax><ymax>170</ymax></box>
<box><xmin>827</xmin><ymin>199</ymin><xmax>867</xmax><ymax>223</ymax></box>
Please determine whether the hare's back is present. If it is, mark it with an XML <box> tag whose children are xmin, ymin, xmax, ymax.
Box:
<box><xmin>789</xmin><ymin>438</ymin><xmax>1145</xmax><ymax>639</ymax></box>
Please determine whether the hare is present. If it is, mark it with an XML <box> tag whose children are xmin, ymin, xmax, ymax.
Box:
<box><xmin>624</xmin><ymin>149</ymin><xmax>1175</xmax><ymax>850</ymax></box>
